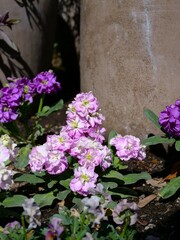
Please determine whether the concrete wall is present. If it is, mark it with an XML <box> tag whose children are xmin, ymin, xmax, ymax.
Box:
<box><xmin>0</xmin><ymin>0</ymin><xmax>58</xmax><ymax>85</ymax></box>
<box><xmin>80</xmin><ymin>0</ymin><xmax>180</xmax><ymax>139</ymax></box>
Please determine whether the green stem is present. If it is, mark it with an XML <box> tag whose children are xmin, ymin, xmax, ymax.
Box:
<box><xmin>21</xmin><ymin>215</ymin><xmax>27</xmax><ymax>239</ymax></box>
<box><xmin>38</xmin><ymin>95</ymin><xmax>45</xmax><ymax>114</ymax></box>
<box><xmin>120</xmin><ymin>217</ymin><xmax>129</xmax><ymax>239</ymax></box>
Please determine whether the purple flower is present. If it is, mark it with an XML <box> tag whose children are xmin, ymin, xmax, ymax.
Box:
<box><xmin>0</xmin><ymin>103</ymin><xmax>18</xmax><ymax>123</ymax></box>
<box><xmin>33</xmin><ymin>70</ymin><xmax>61</xmax><ymax>94</ymax></box>
<box><xmin>0</xmin><ymin>86</ymin><xmax>21</xmax><ymax>107</ymax></box>
<box><xmin>45</xmin><ymin>217</ymin><xmax>64</xmax><ymax>240</ymax></box>
<box><xmin>110</xmin><ymin>134</ymin><xmax>146</xmax><ymax>161</ymax></box>
<box><xmin>13</xmin><ymin>77</ymin><xmax>35</xmax><ymax>103</ymax></box>
<box><xmin>159</xmin><ymin>103</ymin><xmax>180</xmax><ymax>137</ymax></box>
<box><xmin>113</xmin><ymin>199</ymin><xmax>138</xmax><ymax>226</ymax></box>
<box><xmin>70</xmin><ymin>166</ymin><xmax>98</xmax><ymax>196</ymax></box>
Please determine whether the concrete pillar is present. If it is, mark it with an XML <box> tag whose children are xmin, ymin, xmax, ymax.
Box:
<box><xmin>80</xmin><ymin>0</ymin><xmax>180</xmax><ymax>138</ymax></box>
<box><xmin>0</xmin><ymin>0</ymin><xmax>58</xmax><ymax>85</ymax></box>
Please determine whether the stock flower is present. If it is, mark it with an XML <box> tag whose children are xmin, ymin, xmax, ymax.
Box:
<box><xmin>112</xmin><ymin>199</ymin><xmax>138</xmax><ymax>226</ymax></box>
<box><xmin>66</xmin><ymin>115</ymin><xmax>89</xmax><ymax>138</ymax></box>
<box><xmin>12</xmin><ymin>77</ymin><xmax>34</xmax><ymax>103</ymax></box>
<box><xmin>22</xmin><ymin>198</ymin><xmax>41</xmax><ymax>229</ymax></box>
<box><xmin>70</xmin><ymin>166</ymin><xmax>98</xmax><ymax>196</ymax></box>
<box><xmin>0</xmin><ymin>144</ymin><xmax>10</xmax><ymax>166</ymax></box>
<box><xmin>46</xmin><ymin>129</ymin><xmax>72</xmax><ymax>152</ymax></box>
<box><xmin>159</xmin><ymin>103</ymin><xmax>180</xmax><ymax>137</ymax></box>
<box><xmin>0</xmin><ymin>134</ymin><xmax>17</xmax><ymax>161</ymax></box>
<box><xmin>45</xmin><ymin>150</ymin><xmax>68</xmax><ymax>175</ymax></box>
<box><xmin>66</xmin><ymin>92</ymin><xmax>106</xmax><ymax>141</ymax></box>
<box><xmin>45</xmin><ymin>217</ymin><xmax>64</xmax><ymax>240</ymax></box>
<box><xmin>0</xmin><ymin>167</ymin><xmax>14</xmax><ymax>190</ymax></box>
<box><xmin>33</xmin><ymin>70</ymin><xmax>61</xmax><ymax>94</ymax></box>
<box><xmin>29</xmin><ymin>144</ymin><xmax>48</xmax><ymax>172</ymax></box>
<box><xmin>0</xmin><ymin>102</ymin><xmax>18</xmax><ymax>123</ymax></box>
<box><xmin>68</xmin><ymin>92</ymin><xmax>99</xmax><ymax>117</ymax></box>
<box><xmin>110</xmin><ymin>134</ymin><xmax>146</xmax><ymax>161</ymax></box>
<box><xmin>0</xmin><ymin>86</ymin><xmax>21</xmax><ymax>107</ymax></box>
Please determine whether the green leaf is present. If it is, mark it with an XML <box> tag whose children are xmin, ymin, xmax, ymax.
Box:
<box><xmin>106</xmin><ymin>200</ymin><xmax>117</xmax><ymax>209</ymax></box>
<box><xmin>56</xmin><ymin>190</ymin><xmax>71</xmax><ymax>200</ymax></box>
<box><xmin>144</xmin><ymin>109</ymin><xmax>161</xmax><ymax>129</ymax></box>
<box><xmin>41</xmin><ymin>106</ymin><xmax>50</xmax><ymax>113</ymax></box>
<box><xmin>34</xmin><ymin>192</ymin><xmax>55</xmax><ymax>207</ymax></box>
<box><xmin>15</xmin><ymin>173</ymin><xmax>45</xmax><ymax>184</ymax></box>
<box><xmin>158</xmin><ymin>176</ymin><xmax>180</xmax><ymax>199</ymax></box>
<box><xmin>37</xmin><ymin>99</ymin><xmax>64</xmax><ymax>117</ymax></box>
<box><xmin>104</xmin><ymin>171</ymin><xmax>151</xmax><ymax>185</ymax></box>
<box><xmin>59</xmin><ymin>178</ymin><xmax>72</xmax><ymax>189</ymax></box>
<box><xmin>53</xmin><ymin>213</ymin><xmax>72</xmax><ymax>225</ymax></box>
<box><xmin>103</xmin><ymin>170</ymin><xmax>123</xmax><ymax>179</ymax></box>
<box><xmin>107</xmin><ymin>190</ymin><xmax>135</xmax><ymax>198</ymax></box>
<box><xmin>112</xmin><ymin>156</ymin><xmax>128</xmax><ymax>170</ymax></box>
<box><xmin>108</xmin><ymin>130</ymin><xmax>117</xmax><ymax>147</ymax></box>
<box><xmin>101</xmin><ymin>181</ymin><xmax>118</xmax><ymax>189</ymax></box>
<box><xmin>15</xmin><ymin>144</ymin><xmax>32</xmax><ymax>169</ymax></box>
<box><xmin>142</xmin><ymin>136</ymin><xmax>175</xmax><ymax>146</ymax></box>
<box><xmin>175</xmin><ymin>140</ymin><xmax>180</xmax><ymax>151</ymax></box>
<box><xmin>48</xmin><ymin>180</ymin><xmax>58</xmax><ymax>188</ymax></box>
<box><xmin>121</xmin><ymin>172</ymin><xmax>151</xmax><ymax>185</ymax></box>
<box><xmin>3</xmin><ymin>195</ymin><xmax>27</xmax><ymax>208</ymax></box>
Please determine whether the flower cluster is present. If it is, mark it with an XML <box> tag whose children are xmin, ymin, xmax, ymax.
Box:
<box><xmin>110</xmin><ymin>134</ymin><xmax>146</xmax><ymax>161</ymax></box>
<box><xmin>66</xmin><ymin>91</ymin><xmax>105</xmax><ymax>142</ymax></box>
<box><xmin>159</xmin><ymin>99</ymin><xmax>180</xmax><ymax>137</ymax></box>
<box><xmin>0</xmin><ymin>70</ymin><xmax>61</xmax><ymax>123</ymax></box>
<box><xmin>29</xmin><ymin>92</ymin><xmax>112</xmax><ymax>195</ymax></box>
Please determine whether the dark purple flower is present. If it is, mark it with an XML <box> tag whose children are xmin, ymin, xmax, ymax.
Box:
<box><xmin>0</xmin><ymin>86</ymin><xmax>21</xmax><ymax>107</ymax></box>
<box><xmin>0</xmin><ymin>102</ymin><xmax>18</xmax><ymax>123</ymax></box>
<box><xmin>33</xmin><ymin>71</ymin><xmax>61</xmax><ymax>94</ymax></box>
<box><xmin>159</xmin><ymin>104</ymin><xmax>180</xmax><ymax>137</ymax></box>
<box><xmin>13</xmin><ymin>77</ymin><xmax>35</xmax><ymax>103</ymax></box>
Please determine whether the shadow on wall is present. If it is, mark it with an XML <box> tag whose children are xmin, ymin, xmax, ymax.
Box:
<box><xmin>51</xmin><ymin>15</ymin><xmax>80</xmax><ymax>103</ymax></box>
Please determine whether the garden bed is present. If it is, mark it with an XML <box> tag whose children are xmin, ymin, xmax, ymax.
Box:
<box><xmin>40</xmin><ymin>107</ymin><xmax>180</xmax><ymax>240</ymax></box>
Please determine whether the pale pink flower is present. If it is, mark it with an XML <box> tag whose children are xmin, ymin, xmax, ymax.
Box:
<box><xmin>70</xmin><ymin>166</ymin><xmax>98</xmax><ymax>196</ymax></box>
<box><xmin>45</xmin><ymin>150</ymin><xmax>68</xmax><ymax>175</ymax></box>
<box><xmin>70</xmin><ymin>92</ymin><xmax>99</xmax><ymax>117</ymax></box>
<box><xmin>110</xmin><ymin>134</ymin><xmax>146</xmax><ymax>161</ymax></box>
<box><xmin>78</xmin><ymin>148</ymin><xmax>102</xmax><ymax>168</ymax></box>
<box><xmin>0</xmin><ymin>144</ymin><xmax>10</xmax><ymax>166</ymax></box>
<box><xmin>46</xmin><ymin>130</ymin><xmax>72</xmax><ymax>152</ymax></box>
<box><xmin>29</xmin><ymin>144</ymin><xmax>48</xmax><ymax>172</ymax></box>
<box><xmin>66</xmin><ymin>116</ymin><xmax>89</xmax><ymax>138</ymax></box>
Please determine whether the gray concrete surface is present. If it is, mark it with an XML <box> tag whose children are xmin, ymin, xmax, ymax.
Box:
<box><xmin>80</xmin><ymin>0</ymin><xmax>180</xmax><ymax>139</ymax></box>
